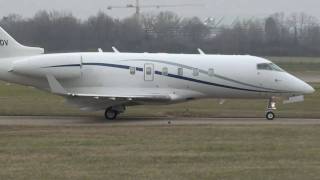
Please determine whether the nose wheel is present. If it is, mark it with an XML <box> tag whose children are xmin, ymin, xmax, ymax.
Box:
<box><xmin>266</xmin><ymin>111</ymin><xmax>275</xmax><ymax>120</ymax></box>
<box><xmin>266</xmin><ymin>98</ymin><xmax>277</xmax><ymax>121</ymax></box>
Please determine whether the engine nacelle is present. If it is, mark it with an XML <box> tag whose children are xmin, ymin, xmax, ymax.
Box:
<box><xmin>12</xmin><ymin>54</ymin><xmax>81</xmax><ymax>79</ymax></box>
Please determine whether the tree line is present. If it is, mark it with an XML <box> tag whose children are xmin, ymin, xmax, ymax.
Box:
<box><xmin>1</xmin><ymin>11</ymin><xmax>320</xmax><ymax>56</ymax></box>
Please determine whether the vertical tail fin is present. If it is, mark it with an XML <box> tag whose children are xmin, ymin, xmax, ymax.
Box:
<box><xmin>0</xmin><ymin>27</ymin><xmax>44</xmax><ymax>58</ymax></box>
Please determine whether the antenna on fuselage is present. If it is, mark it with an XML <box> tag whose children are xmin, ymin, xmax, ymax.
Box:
<box><xmin>112</xmin><ymin>47</ymin><xmax>120</xmax><ymax>53</ymax></box>
<box><xmin>197</xmin><ymin>48</ymin><xmax>206</xmax><ymax>55</ymax></box>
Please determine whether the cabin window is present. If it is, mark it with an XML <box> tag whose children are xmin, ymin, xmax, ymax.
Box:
<box><xmin>162</xmin><ymin>67</ymin><xmax>168</xmax><ymax>76</ymax></box>
<box><xmin>257</xmin><ymin>63</ymin><xmax>284</xmax><ymax>72</ymax></box>
<box><xmin>208</xmin><ymin>68</ymin><xmax>215</xmax><ymax>77</ymax></box>
<box><xmin>193</xmin><ymin>68</ymin><xmax>199</xmax><ymax>76</ymax></box>
<box><xmin>178</xmin><ymin>68</ymin><xmax>183</xmax><ymax>76</ymax></box>
<box><xmin>146</xmin><ymin>67</ymin><xmax>152</xmax><ymax>75</ymax></box>
<box><xmin>130</xmin><ymin>67</ymin><xmax>136</xmax><ymax>75</ymax></box>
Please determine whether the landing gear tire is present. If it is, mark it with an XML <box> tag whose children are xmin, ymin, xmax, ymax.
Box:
<box><xmin>265</xmin><ymin>97</ymin><xmax>277</xmax><ymax>121</ymax></box>
<box><xmin>105</xmin><ymin>108</ymin><xmax>118</xmax><ymax>120</ymax></box>
<box><xmin>266</xmin><ymin>111</ymin><xmax>275</xmax><ymax>121</ymax></box>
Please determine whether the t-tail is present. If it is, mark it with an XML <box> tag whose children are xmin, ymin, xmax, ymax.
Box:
<box><xmin>0</xmin><ymin>27</ymin><xmax>44</xmax><ymax>58</ymax></box>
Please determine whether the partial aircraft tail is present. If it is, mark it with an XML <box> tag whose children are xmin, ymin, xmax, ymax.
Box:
<box><xmin>0</xmin><ymin>27</ymin><xmax>44</xmax><ymax>58</ymax></box>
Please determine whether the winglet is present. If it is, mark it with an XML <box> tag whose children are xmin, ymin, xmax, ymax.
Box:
<box><xmin>112</xmin><ymin>46</ymin><xmax>120</xmax><ymax>53</ymax></box>
<box><xmin>197</xmin><ymin>48</ymin><xmax>206</xmax><ymax>55</ymax></box>
<box><xmin>46</xmin><ymin>74</ymin><xmax>68</xmax><ymax>95</ymax></box>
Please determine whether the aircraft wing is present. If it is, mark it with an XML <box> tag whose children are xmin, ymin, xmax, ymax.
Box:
<box><xmin>69</xmin><ymin>93</ymin><xmax>171</xmax><ymax>101</ymax></box>
<box><xmin>46</xmin><ymin>74</ymin><xmax>172</xmax><ymax>101</ymax></box>
<box><xmin>64</xmin><ymin>94</ymin><xmax>169</xmax><ymax>111</ymax></box>
<box><xmin>46</xmin><ymin>74</ymin><xmax>204</xmax><ymax>111</ymax></box>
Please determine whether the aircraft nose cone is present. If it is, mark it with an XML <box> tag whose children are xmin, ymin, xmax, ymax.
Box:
<box><xmin>304</xmin><ymin>83</ymin><xmax>315</xmax><ymax>94</ymax></box>
<box><xmin>288</xmin><ymin>74</ymin><xmax>316</xmax><ymax>95</ymax></box>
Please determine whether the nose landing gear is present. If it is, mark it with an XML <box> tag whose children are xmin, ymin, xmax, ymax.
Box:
<box><xmin>266</xmin><ymin>111</ymin><xmax>275</xmax><ymax>120</ymax></box>
<box><xmin>266</xmin><ymin>98</ymin><xmax>277</xmax><ymax>120</ymax></box>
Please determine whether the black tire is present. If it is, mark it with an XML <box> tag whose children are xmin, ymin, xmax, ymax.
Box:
<box><xmin>105</xmin><ymin>108</ymin><xmax>118</xmax><ymax>120</ymax></box>
<box><xmin>266</xmin><ymin>112</ymin><xmax>275</xmax><ymax>120</ymax></box>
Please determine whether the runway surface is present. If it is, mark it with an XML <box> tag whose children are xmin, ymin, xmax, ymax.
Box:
<box><xmin>0</xmin><ymin>116</ymin><xmax>319</xmax><ymax>126</ymax></box>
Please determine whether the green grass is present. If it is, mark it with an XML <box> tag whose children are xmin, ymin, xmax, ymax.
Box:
<box><xmin>127</xmin><ymin>83</ymin><xmax>320</xmax><ymax>118</ymax></box>
<box><xmin>0</xmin><ymin>124</ymin><xmax>319</xmax><ymax>180</ymax></box>
<box><xmin>0</xmin><ymin>82</ymin><xmax>319</xmax><ymax>118</ymax></box>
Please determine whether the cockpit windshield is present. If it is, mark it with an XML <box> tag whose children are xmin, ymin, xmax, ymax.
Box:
<box><xmin>257</xmin><ymin>63</ymin><xmax>285</xmax><ymax>72</ymax></box>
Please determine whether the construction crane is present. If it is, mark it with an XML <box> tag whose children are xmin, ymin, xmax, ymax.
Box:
<box><xmin>107</xmin><ymin>0</ymin><xmax>203</xmax><ymax>16</ymax></box>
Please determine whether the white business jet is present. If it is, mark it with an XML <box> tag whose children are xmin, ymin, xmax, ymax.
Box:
<box><xmin>0</xmin><ymin>27</ymin><xmax>315</xmax><ymax>120</ymax></box>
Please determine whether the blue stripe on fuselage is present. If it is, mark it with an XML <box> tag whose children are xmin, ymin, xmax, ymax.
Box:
<box><xmin>154</xmin><ymin>71</ymin><xmax>274</xmax><ymax>93</ymax></box>
<box><xmin>83</xmin><ymin>63</ymin><xmax>130</xmax><ymax>70</ymax></box>
<box><xmin>43</xmin><ymin>62</ymin><xmax>281</xmax><ymax>93</ymax></box>
<box><xmin>43</xmin><ymin>64</ymin><xmax>81</xmax><ymax>68</ymax></box>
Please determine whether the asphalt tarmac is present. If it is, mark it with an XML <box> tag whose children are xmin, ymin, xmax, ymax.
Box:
<box><xmin>0</xmin><ymin>116</ymin><xmax>319</xmax><ymax>126</ymax></box>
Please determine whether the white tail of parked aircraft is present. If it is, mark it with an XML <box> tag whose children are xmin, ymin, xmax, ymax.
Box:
<box><xmin>0</xmin><ymin>27</ymin><xmax>315</xmax><ymax>120</ymax></box>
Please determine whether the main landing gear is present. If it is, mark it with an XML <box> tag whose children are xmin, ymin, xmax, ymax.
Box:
<box><xmin>104</xmin><ymin>106</ymin><xmax>126</xmax><ymax>120</ymax></box>
<box><xmin>266</xmin><ymin>98</ymin><xmax>277</xmax><ymax>120</ymax></box>
<box><xmin>105</xmin><ymin>108</ymin><xmax>118</xmax><ymax>120</ymax></box>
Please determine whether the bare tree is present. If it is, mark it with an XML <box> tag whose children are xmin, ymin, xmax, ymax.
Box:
<box><xmin>1</xmin><ymin>10</ymin><xmax>320</xmax><ymax>56</ymax></box>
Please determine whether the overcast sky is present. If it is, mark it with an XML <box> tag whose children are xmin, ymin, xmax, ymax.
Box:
<box><xmin>0</xmin><ymin>0</ymin><xmax>319</xmax><ymax>21</ymax></box>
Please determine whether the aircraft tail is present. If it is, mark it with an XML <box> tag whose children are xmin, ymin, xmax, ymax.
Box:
<box><xmin>0</xmin><ymin>27</ymin><xmax>44</xmax><ymax>58</ymax></box>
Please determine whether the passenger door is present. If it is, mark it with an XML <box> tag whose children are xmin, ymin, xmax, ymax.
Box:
<box><xmin>144</xmin><ymin>64</ymin><xmax>154</xmax><ymax>81</ymax></box>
